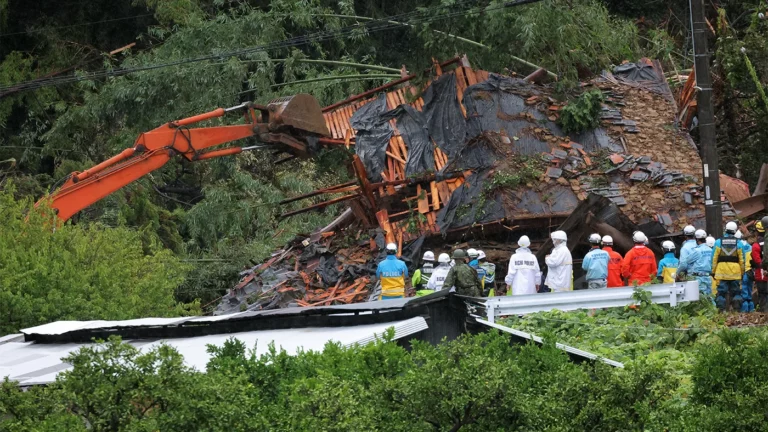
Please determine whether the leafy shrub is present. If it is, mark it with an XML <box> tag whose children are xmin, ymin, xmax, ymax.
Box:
<box><xmin>558</xmin><ymin>90</ymin><xmax>605</xmax><ymax>133</ymax></box>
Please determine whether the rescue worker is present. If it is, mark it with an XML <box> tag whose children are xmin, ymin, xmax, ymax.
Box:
<box><xmin>505</xmin><ymin>235</ymin><xmax>542</xmax><ymax>295</ymax></box>
<box><xmin>753</xmin><ymin>220</ymin><xmax>767</xmax><ymax>311</ymax></box>
<box><xmin>375</xmin><ymin>243</ymin><xmax>409</xmax><ymax>300</ymax></box>
<box><xmin>735</xmin><ymin>230</ymin><xmax>755</xmax><ymax>312</ymax></box>
<box><xmin>712</xmin><ymin>221</ymin><xmax>746</xmax><ymax>311</ymax></box>
<box><xmin>706</xmin><ymin>235</ymin><xmax>717</xmax><ymax>290</ymax></box>
<box><xmin>411</xmin><ymin>251</ymin><xmax>435</xmax><ymax>293</ymax></box>
<box><xmin>679</xmin><ymin>225</ymin><xmax>697</xmax><ymax>266</ymax></box>
<box><xmin>443</xmin><ymin>249</ymin><xmax>482</xmax><ymax>297</ymax></box>
<box><xmin>621</xmin><ymin>231</ymin><xmax>657</xmax><ymax>285</ymax></box>
<box><xmin>467</xmin><ymin>248</ymin><xmax>486</xmax><ymax>285</ymax></box>
<box><xmin>478</xmin><ymin>250</ymin><xmax>497</xmax><ymax>296</ymax></box>
<box><xmin>657</xmin><ymin>241</ymin><xmax>679</xmax><ymax>283</ymax></box>
<box><xmin>545</xmin><ymin>230</ymin><xmax>572</xmax><ymax>292</ymax></box>
<box><xmin>582</xmin><ymin>233</ymin><xmax>609</xmax><ymax>289</ymax></box>
<box><xmin>426</xmin><ymin>253</ymin><xmax>452</xmax><ymax>292</ymax></box>
<box><xmin>678</xmin><ymin>229</ymin><xmax>713</xmax><ymax>299</ymax></box>
<box><xmin>601</xmin><ymin>235</ymin><xmax>624</xmax><ymax>288</ymax></box>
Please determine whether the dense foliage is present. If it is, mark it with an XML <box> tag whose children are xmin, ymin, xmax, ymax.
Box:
<box><xmin>3</xmin><ymin>319</ymin><xmax>768</xmax><ymax>431</ymax></box>
<box><xmin>0</xmin><ymin>0</ymin><xmax>653</xmax><ymax>312</ymax></box>
<box><xmin>0</xmin><ymin>188</ymin><xmax>196</xmax><ymax>335</ymax></box>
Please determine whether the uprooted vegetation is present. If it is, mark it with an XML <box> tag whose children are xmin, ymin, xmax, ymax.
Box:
<box><xmin>485</xmin><ymin>154</ymin><xmax>547</xmax><ymax>194</ymax></box>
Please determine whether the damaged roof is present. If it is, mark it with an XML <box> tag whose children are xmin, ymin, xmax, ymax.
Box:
<box><xmin>220</xmin><ymin>56</ymin><xmax>716</xmax><ymax>313</ymax></box>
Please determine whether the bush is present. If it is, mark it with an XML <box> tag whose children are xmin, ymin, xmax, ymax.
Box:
<box><xmin>0</xmin><ymin>187</ymin><xmax>196</xmax><ymax>335</ymax></box>
<box><xmin>558</xmin><ymin>90</ymin><xmax>605</xmax><ymax>133</ymax></box>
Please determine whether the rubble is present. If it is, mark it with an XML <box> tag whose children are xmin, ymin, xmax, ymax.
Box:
<box><xmin>215</xmin><ymin>56</ymin><xmax>720</xmax><ymax>314</ymax></box>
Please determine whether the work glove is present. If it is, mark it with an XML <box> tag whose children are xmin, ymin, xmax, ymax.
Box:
<box><xmin>676</xmin><ymin>271</ymin><xmax>686</xmax><ymax>281</ymax></box>
<box><xmin>747</xmin><ymin>269</ymin><xmax>755</xmax><ymax>280</ymax></box>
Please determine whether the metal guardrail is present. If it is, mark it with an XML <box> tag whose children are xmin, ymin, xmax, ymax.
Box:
<box><xmin>479</xmin><ymin>281</ymin><xmax>700</xmax><ymax>323</ymax></box>
<box><xmin>476</xmin><ymin>318</ymin><xmax>625</xmax><ymax>368</ymax></box>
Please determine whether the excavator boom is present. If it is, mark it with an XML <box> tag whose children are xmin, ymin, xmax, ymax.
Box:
<box><xmin>39</xmin><ymin>94</ymin><xmax>329</xmax><ymax>221</ymax></box>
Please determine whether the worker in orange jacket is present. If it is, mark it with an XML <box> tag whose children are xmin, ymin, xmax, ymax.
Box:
<box><xmin>621</xmin><ymin>231</ymin><xmax>657</xmax><ymax>285</ymax></box>
<box><xmin>601</xmin><ymin>235</ymin><xmax>624</xmax><ymax>287</ymax></box>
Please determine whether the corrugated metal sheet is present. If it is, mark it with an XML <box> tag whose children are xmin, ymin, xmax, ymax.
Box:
<box><xmin>3</xmin><ymin>317</ymin><xmax>427</xmax><ymax>386</ymax></box>
<box><xmin>21</xmin><ymin>317</ymin><xmax>192</xmax><ymax>336</ymax></box>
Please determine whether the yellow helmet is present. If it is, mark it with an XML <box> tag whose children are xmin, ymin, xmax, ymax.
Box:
<box><xmin>757</xmin><ymin>220</ymin><xmax>765</xmax><ymax>233</ymax></box>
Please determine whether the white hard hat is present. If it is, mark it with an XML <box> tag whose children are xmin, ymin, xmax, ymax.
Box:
<box><xmin>588</xmin><ymin>233</ymin><xmax>602</xmax><ymax>244</ymax></box>
<box><xmin>695</xmin><ymin>229</ymin><xmax>708</xmax><ymax>239</ymax></box>
<box><xmin>518</xmin><ymin>236</ymin><xmax>531</xmax><ymax>248</ymax></box>
<box><xmin>601</xmin><ymin>235</ymin><xmax>613</xmax><ymax>245</ymax></box>
<box><xmin>725</xmin><ymin>221</ymin><xmax>738</xmax><ymax>233</ymax></box>
<box><xmin>706</xmin><ymin>236</ymin><xmax>715</xmax><ymax>247</ymax></box>
<box><xmin>632</xmin><ymin>231</ymin><xmax>647</xmax><ymax>243</ymax></box>
<box><xmin>551</xmin><ymin>230</ymin><xmax>567</xmax><ymax>241</ymax></box>
<box><xmin>735</xmin><ymin>230</ymin><xmax>743</xmax><ymax>239</ymax></box>
<box><xmin>438</xmin><ymin>253</ymin><xmax>451</xmax><ymax>264</ymax></box>
<box><xmin>683</xmin><ymin>225</ymin><xmax>696</xmax><ymax>236</ymax></box>
<box><xmin>477</xmin><ymin>250</ymin><xmax>486</xmax><ymax>260</ymax></box>
<box><xmin>662</xmin><ymin>240</ymin><xmax>676</xmax><ymax>251</ymax></box>
<box><xmin>422</xmin><ymin>251</ymin><xmax>435</xmax><ymax>261</ymax></box>
<box><xmin>386</xmin><ymin>242</ymin><xmax>397</xmax><ymax>252</ymax></box>
<box><xmin>467</xmin><ymin>248</ymin><xmax>479</xmax><ymax>258</ymax></box>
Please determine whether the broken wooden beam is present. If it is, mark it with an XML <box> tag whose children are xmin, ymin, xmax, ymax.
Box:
<box><xmin>279</xmin><ymin>193</ymin><xmax>360</xmax><ymax>219</ymax></box>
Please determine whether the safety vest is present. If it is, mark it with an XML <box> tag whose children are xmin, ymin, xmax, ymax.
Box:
<box><xmin>712</xmin><ymin>237</ymin><xmax>744</xmax><ymax>281</ymax></box>
<box><xmin>412</xmin><ymin>263</ymin><xmax>434</xmax><ymax>289</ymax></box>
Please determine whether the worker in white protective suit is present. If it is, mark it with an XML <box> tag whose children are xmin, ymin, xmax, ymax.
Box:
<box><xmin>545</xmin><ymin>230</ymin><xmax>573</xmax><ymax>292</ymax></box>
<box><xmin>505</xmin><ymin>235</ymin><xmax>542</xmax><ymax>295</ymax></box>
<box><xmin>426</xmin><ymin>253</ymin><xmax>453</xmax><ymax>292</ymax></box>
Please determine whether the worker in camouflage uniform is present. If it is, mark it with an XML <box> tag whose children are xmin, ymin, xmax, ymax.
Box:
<box><xmin>443</xmin><ymin>249</ymin><xmax>482</xmax><ymax>297</ymax></box>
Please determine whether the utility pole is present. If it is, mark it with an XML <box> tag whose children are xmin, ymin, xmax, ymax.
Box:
<box><xmin>690</xmin><ymin>0</ymin><xmax>723</xmax><ymax>238</ymax></box>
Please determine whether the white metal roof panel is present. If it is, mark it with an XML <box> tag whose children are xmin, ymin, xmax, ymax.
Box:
<box><xmin>2</xmin><ymin>317</ymin><xmax>427</xmax><ymax>386</ymax></box>
<box><xmin>21</xmin><ymin>317</ymin><xmax>192</xmax><ymax>336</ymax></box>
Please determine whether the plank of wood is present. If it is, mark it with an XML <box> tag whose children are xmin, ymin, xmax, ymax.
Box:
<box><xmin>375</xmin><ymin>209</ymin><xmax>395</xmax><ymax>244</ymax></box>
<box><xmin>465</xmin><ymin>67</ymin><xmax>478</xmax><ymax>86</ymax></box>
<box><xmin>454</xmin><ymin>68</ymin><xmax>468</xmax><ymax>117</ymax></box>
<box><xmin>386</xmin><ymin>150</ymin><xmax>406</xmax><ymax>165</ymax></box>
<box><xmin>344</xmin><ymin>128</ymin><xmax>352</xmax><ymax>149</ymax></box>
<box><xmin>386</xmin><ymin>91</ymin><xmax>399</xmax><ymax>110</ymax></box>
<box><xmin>430</xmin><ymin>181</ymin><xmax>440</xmax><ymax>210</ymax></box>
<box><xmin>417</xmin><ymin>184</ymin><xmax>430</xmax><ymax>214</ymax></box>
<box><xmin>334</xmin><ymin>109</ymin><xmax>347</xmax><ymax>139</ymax></box>
<box><xmin>324</xmin><ymin>113</ymin><xmax>338</xmax><ymax>138</ymax></box>
<box><xmin>436</xmin><ymin>181</ymin><xmax>451</xmax><ymax>204</ymax></box>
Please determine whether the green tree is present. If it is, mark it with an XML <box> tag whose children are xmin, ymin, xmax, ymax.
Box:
<box><xmin>0</xmin><ymin>187</ymin><xmax>196</xmax><ymax>335</ymax></box>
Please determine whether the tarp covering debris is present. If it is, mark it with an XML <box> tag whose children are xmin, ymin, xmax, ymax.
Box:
<box><xmin>350</xmin><ymin>94</ymin><xmax>392</xmax><ymax>181</ymax></box>
<box><xmin>436</xmin><ymin>171</ymin><xmax>505</xmax><ymax>231</ymax></box>
<box><xmin>383</xmin><ymin>105</ymin><xmax>435</xmax><ymax>177</ymax></box>
<box><xmin>463</xmin><ymin>74</ymin><xmax>557</xmax><ymax>155</ymax></box>
<box><xmin>423</xmin><ymin>73</ymin><xmax>467</xmax><ymax>158</ymax></box>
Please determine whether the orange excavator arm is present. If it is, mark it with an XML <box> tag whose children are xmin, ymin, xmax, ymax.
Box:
<box><xmin>39</xmin><ymin>94</ymin><xmax>329</xmax><ymax>222</ymax></box>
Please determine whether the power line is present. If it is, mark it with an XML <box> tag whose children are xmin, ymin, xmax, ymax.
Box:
<box><xmin>0</xmin><ymin>0</ymin><xmax>542</xmax><ymax>94</ymax></box>
<box><xmin>0</xmin><ymin>13</ymin><xmax>155</xmax><ymax>38</ymax></box>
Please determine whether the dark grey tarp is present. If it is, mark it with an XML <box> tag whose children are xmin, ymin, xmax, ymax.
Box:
<box><xmin>423</xmin><ymin>74</ymin><xmax>467</xmax><ymax>158</ymax></box>
<box><xmin>613</xmin><ymin>62</ymin><xmax>659</xmax><ymax>82</ymax></box>
<box><xmin>444</xmin><ymin>133</ymin><xmax>501</xmax><ymax>172</ymax></box>
<box><xmin>350</xmin><ymin>94</ymin><xmax>392</xmax><ymax>181</ymax></box>
<box><xmin>462</xmin><ymin>74</ymin><xmax>560</xmax><ymax>156</ymax></box>
<box><xmin>436</xmin><ymin>171</ymin><xmax>505</xmax><ymax>232</ymax></box>
<box><xmin>569</xmin><ymin>128</ymin><xmax>623</xmax><ymax>153</ymax></box>
<box><xmin>382</xmin><ymin>105</ymin><xmax>435</xmax><ymax>177</ymax></box>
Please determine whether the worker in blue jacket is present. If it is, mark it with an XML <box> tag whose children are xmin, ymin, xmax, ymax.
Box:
<box><xmin>677</xmin><ymin>229</ymin><xmax>713</xmax><ymax>300</ymax></box>
<box><xmin>467</xmin><ymin>248</ymin><xmax>486</xmax><ymax>288</ymax></box>
<box><xmin>657</xmin><ymin>241</ymin><xmax>679</xmax><ymax>283</ymax></box>
<box><xmin>582</xmin><ymin>233</ymin><xmax>609</xmax><ymax>289</ymax></box>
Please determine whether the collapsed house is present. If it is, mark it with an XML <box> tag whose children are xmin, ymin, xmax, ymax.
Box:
<box><xmin>214</xmin><ymin>56</ymin><xmax>746</xmax><ymax>315</ymax></box>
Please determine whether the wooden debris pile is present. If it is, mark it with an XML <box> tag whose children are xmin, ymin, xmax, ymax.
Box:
<box><xmin>213</xmin><ymin>228</ymin><xmax>392</xmax><ymax>315</ymax></box>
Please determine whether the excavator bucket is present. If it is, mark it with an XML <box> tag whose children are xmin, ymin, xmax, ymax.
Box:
<box><xmin>266</xmin><ymin>94</ymin><xmax>330</xmax><ymax>137</ymax></box>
